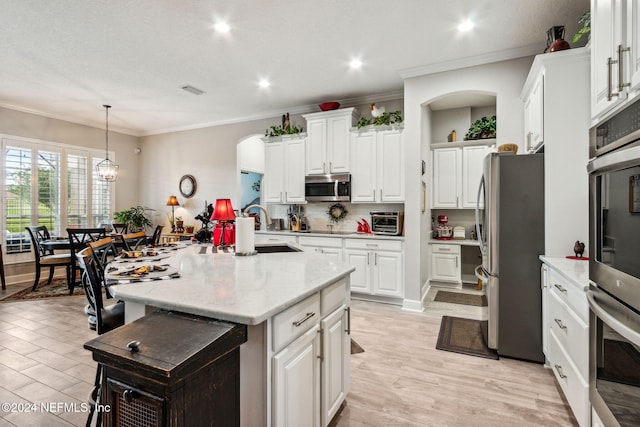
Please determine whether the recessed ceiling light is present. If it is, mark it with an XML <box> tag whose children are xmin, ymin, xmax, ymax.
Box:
<box><xmin>214</xmin><ymin>21</ymin><xmax>230</xmax><ymax>33</ymax></box>
<box><xmin>458</xmin><ymin>20</ymin><xmax>474</xmax><ymax>32</ymax></box>
<box><xmin>349</xmin><ymin>59</ymin><xmax>363</xmax><ymax>69</ymax></box>
<box><xmin>258</xmin><ymin>79</ymin><xmax>270</xmax><ymax>88</ymax></box>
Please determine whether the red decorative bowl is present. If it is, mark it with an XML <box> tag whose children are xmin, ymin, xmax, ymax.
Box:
<box><xmin>319</xmin><ymin>102</ymin><xmax>340</xmax><ymax>111</ymax></box>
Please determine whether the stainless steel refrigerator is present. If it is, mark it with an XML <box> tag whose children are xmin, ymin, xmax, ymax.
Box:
<box><xmin>475</xmin><ymin>152</ymin><xmax>545</xmax><ymax>363</ymax></box>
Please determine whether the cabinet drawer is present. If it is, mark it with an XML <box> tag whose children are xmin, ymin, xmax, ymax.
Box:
<box><xmin>321</xmin><ymin>278</ymin><xmax>348</xmax><ymax>317</ymax></box>
<box><xmin>298</xmin><ymin>236</ymin><xmax>343</xmax><ymax>248</ymax></box>
<box><xmin>431</xmin><ymin>243</ymin><xmax>461</xmax><ymax>255</ymax></box>
<box><xmin>548</xmin><ymin>268</ymin><xmax>589</xmax><ymax>323</ymax></box>
<box><xmin>255</xmin><ymin>234</ymin><xmax>298</xmax><ymax>244</ymax></box>
<box><xmin>344</xmin><ymin>238</ymin><xmax>402</xmax><ymax>251</ymax></box>
<box><xmin>548</xmin><ymin>290</ymin><xmax>589</xmax><ymax>378</ymax></box>
<box><xmin>272</xmin><ymin>293</ymin><xmax>320</xmax><ymax>352</ymax></box>
<box><xmin>548</xmin><ymin>331</ymin><xmax>590</xmax><ymax>427</ymax></box>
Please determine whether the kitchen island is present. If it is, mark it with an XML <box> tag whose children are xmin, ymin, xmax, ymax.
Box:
<box><xmin>109</xmin><ymin>243</ymin><xmax>355</xmax><ymax>427</ymax></box>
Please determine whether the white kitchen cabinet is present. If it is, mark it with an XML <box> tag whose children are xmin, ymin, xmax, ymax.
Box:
<box><xmin>271</xmin><ymin>278</ymin><xmax>351</xmax><ymax>427</ymax></box>
<box><xmin>264</xmin><ymin>137</ymin><xmax>306</xmax><ymax>204</ymax></box>
<box><xmin>272</xmin><ymin>324</ymin><xmax>321</xmax><ymax>427</ymax></box>
<box><xmin>303</xmin><ymin>108</ymin><xmax>357</xmax><ymax>175</ymax></box>
<box><xmin>522</xmin><ymin>48</ymin><xmax>590</xmax><ymax>257</ymax></box>
<box><xmin>298</xmin><ymin>236</ymin><xmax>343</xmax><ymax>262</ymax></box>
<box><xmin>344</xmin><ymin>238</ymin><xmax>403</xmax><ymax>299</ymax></box>
<box><xmin>591</xmin><ymin>0</ymin><xmax>640</xmax><ymax>119</ymax></box>
<box><xmin>431</xmin><ymin>142</ymin><xmax>493</xmax><ymax>209</ymax></box>
<box><xmin>523</xmin><ymin>73</ymin><xmax>544</xmax><ymax>153</ymax></box>
<box><xmin>320</xmin><ymin>304</ymin><xmax>349</xmax><ymax>427</ymax></box>
<box><xmin>540</xmin><ymin>258</ymin><xmax>590</xmax><ymax>427</ymax></box>
<box><xmin>430</xmin><ymin>243</ymin><xmax>461</xmax><ymax>283</ymax></box>
<box><xmin>350</xmin><ymin>127</ymin><xmax>404</xmax><ymax>203</ymax></box>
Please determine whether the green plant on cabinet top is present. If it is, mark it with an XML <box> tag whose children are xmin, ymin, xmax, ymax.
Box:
<box><xmin>465</xmin><ymin>115</ymin><xmax>496</xmax><ymax>140</ymax></box>
<box><xmin>357</xmin><ymin>110</ymin><xmax>403</xmax><ymax>128</ymax></box>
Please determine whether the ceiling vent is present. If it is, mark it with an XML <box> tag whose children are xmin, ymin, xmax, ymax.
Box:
<box><xmin>181</xmin><ymin>85</ymin><xmax>205</xmax><ymax>95</ymax></box>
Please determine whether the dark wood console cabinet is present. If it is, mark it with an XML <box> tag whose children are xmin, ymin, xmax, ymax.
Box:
<box><xmin>84</xmin><ymin>310</ymin><xmax>247</xmax><ymax>427</ymax></box>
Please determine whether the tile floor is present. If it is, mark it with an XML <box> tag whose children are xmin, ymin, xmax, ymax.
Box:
<box><xmin>0</xmin><ymin>282</ymin><xmax>574</xmax><ymax>426</ymax></box>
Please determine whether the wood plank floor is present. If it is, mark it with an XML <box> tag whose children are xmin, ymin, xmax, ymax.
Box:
<box><xmin>0</xmin><ymin>285</ymin><xmax>578</xmax><ymax>426</ymax></box>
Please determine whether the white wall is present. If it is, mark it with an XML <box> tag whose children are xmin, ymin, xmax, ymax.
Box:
<box><xmin>403</xmin><ymin>56</ymin><xmax>534</xmax><ymax>309</ymax></box>
<box><xmin>0</xmin><ymin>106</ymin><xmax>141</xmax><ymax>211</ymax></box>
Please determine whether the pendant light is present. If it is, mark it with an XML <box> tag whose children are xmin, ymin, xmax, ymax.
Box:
<box><xmin>95</xmin><ymin>104</ymin><xmax>119</xmax><ymax>182</ymax></box>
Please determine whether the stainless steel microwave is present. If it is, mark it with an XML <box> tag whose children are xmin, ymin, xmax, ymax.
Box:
<box><xmin>305</xmin><ymin>174</ymin><xmax>351</xmax><ymax>202</ymax></box>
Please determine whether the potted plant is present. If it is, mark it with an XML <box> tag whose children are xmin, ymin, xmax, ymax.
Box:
<box><xmin>113</xmin><ymin>206</ymin><xmax>154</xmax><ymax>232</ymax></box>
<box><xmin>184</xmin><ymin>225</ymin><xmax>194</xmax><ymax>234</ymax></box>
<box><xmin>465</xmin><ymin>116</ymin><xmax>497</xmax><ymax>140</ymax></box>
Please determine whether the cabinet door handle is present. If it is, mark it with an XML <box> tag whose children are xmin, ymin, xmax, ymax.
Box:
<box><xmin>554</xmin><ymin>283</ymin><xmax>567</xmax><ymax>293</ymax></box>
<box><xmin>455</xmin><ymin>256</ymin><xmax>458</xmax><ymax>268</ymax></box>
<box><xmin>285</xmin><ymin>191</ymin><xmax>287</xmax><ymax>201</ymax></box>
<box><xmin>365</xmin><ymin>243</ymin><xmax>379</xmax><ymax>248</ymax></box>
<box><xmin>323</xmin><ymin>162</ymin><xmax>326</xmax><ymax>173</ymax></box>
<box><xmin>607</xmin><ymin>57</ymin><xmax>620</xmax><ymax>101</ymax></box>
<box><xmin>554</xmin><ymin>364</ymin><xmax>567</xmax><ymax>379</ymax></box>
<box><xmin>329</xmin><ymin>161</ymin><xmax>333</xmax><ymax>172</ymax></box>
<box><xmin>292</xmin><ymin>312</ymin><xmax>315</xmax><ymax>327</ymax></box>
<box><xmin>439</xmin><ymin>247</ymin><xmax>451</xmax><ymax>252</ymax></box>
<box><xmin>456</xmin><ymin>196</ymin><xmax>459</xmax><ymax>207</ymax></box>
<box><xmin>554</xmin><ymin>318</ymin><xmax>567</xmax><ymax>330</ymax></box>
<box><xmin>618</xmin><ymin>44</ymin><xmax>631</xmax><ymax>91</ymax></box>
<box><xmin>374</xmin><ymin>253</ymin><xmax>378</xmax><ymax>266</ymax></box>
<box><xmin>380</xmin><ymin>189</ymin><xmax>383</xmax><ymax>201</ymax></box>
<box><xmin>345</xmin><ymin>306</ymin><xmax>351</xmax><ymax>335</ymax></box>
<box><xmin>372</xmin><ymin>189</ymin><xmax>375</xmax><ymax>200</ymax></box>
<box><xmin>317</xmin><ymin>328</ymin><xmax>324</xmax><ymax>361</ymax></box>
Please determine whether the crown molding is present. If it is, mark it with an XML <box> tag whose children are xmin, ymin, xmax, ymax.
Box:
<box><xmin>399</xmin><ymin>43</ymin><xmax>543</xmax><ymax>80</ymax></box>
<box><xmin>140</xmin><ymin>89</ymin><xmax>405</xmax><ymax>136</ymax></box>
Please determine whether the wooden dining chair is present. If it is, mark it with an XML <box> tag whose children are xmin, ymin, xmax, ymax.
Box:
<box><xmin>76</xmin><ymin>247</ymin><xmax>124</xmax><ymax>427</ymax></box>
<box><xmin>87</xmin><ymin>237</ymin><xmax>121</xmax><ymax>300</ymax></box>
<box><xmin>147</xmin><ymin>224</ymin><xmax>164</xmax><ymax>246</ymax></box>
<box><xmin>112</xmin><ymin>223</ymin><xmax>128</xmax><ymax>234</ymax></box>
<box><xmin>25</xmin><ymin>226</ymin><xmax>73</xmax><ymax>292</ymax></box>
<box><xmin>118</xmin><ymin>230</ymin><xmax>148</xmax><ymax>251</ymax></box>
<box><xmin>0</xmin><ymin>243</ymin><xmax>6</xmax><ymax>291</ymax></box>
<box><xmin>67</xmin><ymin>228</ymin><xmax>107</xmax><ymax>294</ymax></box>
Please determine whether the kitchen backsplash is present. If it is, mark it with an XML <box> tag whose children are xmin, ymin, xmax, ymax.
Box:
<box><xmin>431</xmin><ymin>209</ymin><xmax>477</xmax><ymax>239</ymax></box>
<box><xmin>268</xmin><ymin>202</ymin><xmax>404</xmax><ymax>233</ymax></box>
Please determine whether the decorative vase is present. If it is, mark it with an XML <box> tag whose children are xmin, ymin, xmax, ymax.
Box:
<box><xmin>546</xmin><ymin>26</ymin><xmax>570</xmax><ymax>53</ymax></box>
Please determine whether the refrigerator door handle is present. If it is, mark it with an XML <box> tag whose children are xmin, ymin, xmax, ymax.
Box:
<box><xmin>475</xmin><ymin>175</ymin><xmax>485</xmax><ymax>254</ymax></box>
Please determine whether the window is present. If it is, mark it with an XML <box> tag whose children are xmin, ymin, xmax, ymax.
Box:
<box><xmin>2</xmin><ymin>136</ymin><xmax>115</xmax><ymax>261</ymax></box>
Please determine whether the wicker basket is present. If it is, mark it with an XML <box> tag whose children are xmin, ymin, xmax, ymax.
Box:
<box><xmin>497</xmin><ymin>143</ymin><xmax>518</xmax><ymax>154</ymax></box>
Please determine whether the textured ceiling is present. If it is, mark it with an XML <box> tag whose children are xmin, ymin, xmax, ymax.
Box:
<box><xmin>0</xmin><ymin>0</ymin><xmax>589</xmax><ymax>136</ymax></box>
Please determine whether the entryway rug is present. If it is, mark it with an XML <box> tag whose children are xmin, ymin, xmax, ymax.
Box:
<box><xmin>434</xmin><ymin>290</ymin><xmax>487</xmax><ymax>307</ymax></box>
<box><xmin>436</xmin><ymin>316</ymin><xmax>498</xmax><ymax>360</ymax></box>
<box><xmin>0</xmin><ymin>279</ymin><xmax>84</xmax><ymax>302</ymax></box>
<box><xmin>350</xmin><ymin>338</ymin><xmax>364</xmax><ymax>354</ymax></box>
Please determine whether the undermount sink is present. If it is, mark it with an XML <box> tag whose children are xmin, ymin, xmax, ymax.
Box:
<box><xmin>254</xmin><ymin>244</ymin><xmax>302</xmax><ymax>253</ymax></box>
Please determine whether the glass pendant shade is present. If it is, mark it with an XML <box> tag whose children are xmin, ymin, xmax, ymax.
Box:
<box><xmin>96</xmin><ymin>104</ymin><xmax>119</xmax><ymax>182</ymax></box>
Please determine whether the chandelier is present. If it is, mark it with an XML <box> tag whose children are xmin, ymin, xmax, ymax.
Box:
<box><xmin>95</xmin><ymin>104</ymin><xmax>119</xmax><ymax>182</ymax></box>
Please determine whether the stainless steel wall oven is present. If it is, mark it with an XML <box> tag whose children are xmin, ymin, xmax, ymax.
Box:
<box><xmin>588</xmin><ymin>98</ymin><xmax>640</xmax><ymax>427</ymax></box>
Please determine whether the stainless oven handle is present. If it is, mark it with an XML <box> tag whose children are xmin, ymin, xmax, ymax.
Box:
<box><xmin>587</xmin><ymin>290</ymin><xmax>640</xmax><ymax>347</ymax></box>
<box><xmin>587</xmin><ymin>144</ymin><xmax>640</xmax><ymax>174</ymax></box>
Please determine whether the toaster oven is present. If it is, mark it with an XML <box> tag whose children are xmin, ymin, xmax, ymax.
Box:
<box><xmin>370</xmin><ymin>211</ymin><xmax>404</xmax><ymax>236</ymax></box>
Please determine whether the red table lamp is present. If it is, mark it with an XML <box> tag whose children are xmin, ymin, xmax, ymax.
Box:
<box><xmin>211</xmin><ymin>199</ymin><xmax>236</xmax><ymax>247</ymax></box>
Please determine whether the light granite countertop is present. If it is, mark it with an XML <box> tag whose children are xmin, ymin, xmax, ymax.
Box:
<box><xmin>539</xmin><ymin>255</ymin><xmax>590</xmax><ymax>291</ymax></box>
<box><xmin>109</xmin><ymin>243</ymin><xmax>355</xmax><ymax>325</ymax></box>
<box><xmin>256</xmin><ymin>230</ymin><xmax>404</xmax><ymax>241</ymax></box>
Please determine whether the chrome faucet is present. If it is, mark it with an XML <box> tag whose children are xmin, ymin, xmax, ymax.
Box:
<box><xmin>242</xmin><ymin>204</ymin><xmax>272</xmax><ymax>225</ymax></box>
